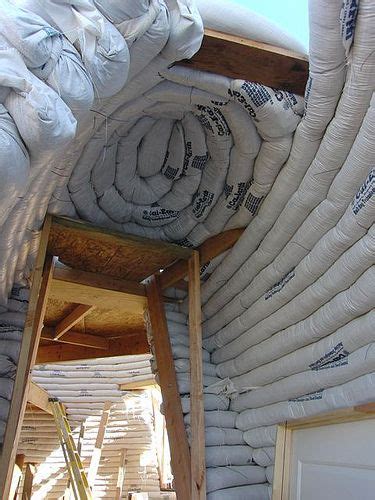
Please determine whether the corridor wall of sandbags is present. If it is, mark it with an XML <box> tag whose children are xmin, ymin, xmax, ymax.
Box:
<box><xmin>0</xmin><ymin>0</ymin><xmax>374</xmax><ymax>498</ymax></box>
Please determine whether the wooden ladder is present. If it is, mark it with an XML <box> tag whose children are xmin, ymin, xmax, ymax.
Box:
<box><xmin>49</xmin><ymin>398</ymin><xmax>93</xmax><ymax>500</ymax></box>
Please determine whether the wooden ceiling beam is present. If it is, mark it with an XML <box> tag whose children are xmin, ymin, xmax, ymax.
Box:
<box><xmin>159</xmin><ymin>228</ymin><xmax>244</xmax><ymax>289</ymax></box>
<box><xmin>41</xmin><ymin>327</ymin><xmax>108</xmax><ymax>350</ymax></box>
<box><xmin>177</xmin><ymin>28</ymin><xmax>309</xmax><ymax>95</ymax></box>
<box><xmin>54</xmin><ymin>304</ymin><xmax>95</xmax><ymax>340</ymax></box>
<box><xmin>36</xmin><ymin>330</ymin><xmax>149</xmax><ymax>364</ymax></box>
<box><xmin>49</xmin><ymin>279</ymin><xmax>147</xmax><ymax>314</ymax></box>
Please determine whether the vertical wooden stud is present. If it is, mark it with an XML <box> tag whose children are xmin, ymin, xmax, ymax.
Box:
<box><xmin>146</xmin><ymin>275</ymin><xmax>191</xmax><ymax>499</ymax></box>
<box><xmin>188</xmin><ymin>251</ymin><xmax>206</xmax><ymax>499</ymax></box>
<box><xmin>0</xmin><ymin>216</ymin><xmax>54</xmax><ymax>497</ymax></box>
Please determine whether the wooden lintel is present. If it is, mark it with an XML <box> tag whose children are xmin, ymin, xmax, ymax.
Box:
<box><xmin>36</xmin><ymin>330</ymin><xmax>149</xmax><ymax>364</ymax></box>
<box><xmin>188</xmin><ymin>252</ymin><xmax>206</xmax><ymax>499</ymax></box>
<box><xmin>119</xmin><ymin>378</ymin><xmax>156</xmax><ymax>391</ymax></box>
<box><xmin>54</xmin><ymin>304</ymin><xmax>95</xmax><ymax>340</ymax></box>
<box><xmin>41</xmin><ymin>327</ymin><xmax>108</xmax><ymax>350</ymax></box>
<box><xmin>145</xmin><ymin>275</ymin><xmax>191</xmax><ymax>499</ymax></box>
<box><xmin>0</xmin><ymin>217</ymin><xmax>54</xmax><ymax>498</ymax></box>
<box><xmin>177</xmin><ymin>29</ymin><xmax>309</xmax><ymax>95</ymax></box>
<box><xmin>160</xmin><ymin>228</ymin><xmax>244</xmax><ymax>289</ymax></box>
<box><xmin>27</xmin><ymin>382</ymin><xmax>52</xmax><ymax>415</ymax></box>
<box><xmin>54</xmin><ymin>264</ymin><xmax>146</xmax><ymax>297</ymax></box>
<box><xmin>49</xmin><ymin>279</ymin><xmax>147</xmax><ymax>314</ymax></box>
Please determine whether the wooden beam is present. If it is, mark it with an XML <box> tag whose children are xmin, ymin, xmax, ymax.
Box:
<box><xmin>0</xmin><ymin>216</ymin><xmax>54</xmax><ymax>498</ymax></box>
<box><xmin>178</xmin><ymin>29</ymin><xmax>309</xmax><ymax>95</ymax></box>
<box><xmin>22</xmin><ymin>463</ymin><xmax>36</xmax><ymax>500</ymax></box>
<box><xmin>88</xmin><ymin>402</ymin><xmax>111</xmax><ymax>486</ymax></box>
<box><xmin>145</xmin><ymin>275</ymin><xmax>191</xmax><ymax>499</ymax></box>
<box><xmin>49</xmin><ymin>279</ymin><xmax>147</xmax><ymax>314</ymax></box>
<box><xmin>54</xmin><ymin>264</ymin><xmax>146</xmax><ymax>297</ymax></box>
<box><xmin>36</xmin><ymin>330</ymin><xmax>149</xmax><ymax>363</ymax></box>
<box><xmin>27</xmin><ymin>382</ymin><xmax>52</xmax><ymax>415</ymax></box>
<box><xmin>188</xmin><ymin>252</ymin><xmax>206</xmax><ymax>499</ymax></box>
<box><xmin>10</xmin><ymin>454</ymin><xmax>25</xmax><ymax>500</ymax></box>
<box><xmin>41</xmin><ymin>327</ymin><xmax>108</xmax><ymax>350</ymax></box>
<box><xmin>115</xmin><ymin>449</ymin><xmax>127</xmax><ymax>500</ymax></box>
<box><xmin>54</xmin><ymin>304</ymin><xmax>95</xmax><ymax>340</ymax></box>
<box><xmin>119</xmin><ymin>378</ymin><xmax>156</xmax><ymax>391</ymax></box>
<box><xmin>160</xmin><ymin>228</ymin><xmax>244</xmax><ymax>289</ymax></box>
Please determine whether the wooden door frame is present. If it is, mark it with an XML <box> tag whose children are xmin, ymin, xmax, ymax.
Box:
<box><xmin>272</xmin><ymin>404</ymin><xmax>375</xmax><ymax>500</ymax></box>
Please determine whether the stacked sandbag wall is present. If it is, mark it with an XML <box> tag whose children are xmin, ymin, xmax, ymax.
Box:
<box><xmin>0</xmin><ymin>0</ymin><xmax>305</xmax><ymax>450</ymax></box>
<box><xmin>182</xmin><ymin>0</ymin><xmax>374</xmax><ymax>498</ymax></box>
<box><xmin>18</xmin><ymin>354</ymin><xmax>167</xmax><ymax>498</ymax></box>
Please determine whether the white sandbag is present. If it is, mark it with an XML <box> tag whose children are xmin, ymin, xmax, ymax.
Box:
<box><xmin>252</xmin><ymin>447</ymin><xmax>275</xmax><ymax>467</ymax></box>
<box><xmin>201</xmin><ymin>427</ymin><xmax>245</xmax><ymax>447</ymax></box>
<box><xmin>207</xmin><ymin>483</ymin><xmax>269</xmax><ymax>500</ymax></box>
<box><xmin>180</xmin><ymin>393</ymin><xmax>229</xmax><ymax>413</ymax></box>
<box><xmin>16</xmin><ymin>0</ymin><xmax>130</xmax><ymax>97</ymax></box>
<box><xmin>0</xmin><ymin>377</ymin><xmax>14</xmax><ymax>400</ymax></box>
<box><xmin>205</xmin><ymin>445</ymin><xmax>253</xmax><ymax>467</ymax></box>
<box><xmin>233</xmin><ymin>309</ymin><xmax>374</xmax><ymax>391</ymax></box>
<box><xmin>243</xmin><ymin>426</ymin><xmax>277</xmax><ymax>449</ymax></box>
<box><xmin>236</xmin><ymin>372</ymin><xmax>375</xmax><ymax>431</ymax></box>
<box><xmin>222</xmin><ymin>266</ymin><xmax>375</xmax><ymax>384</ymax></box>
<box><xmin>0</xmin><ymin>104</ymin><xmax>29</xmax><ymax>227</ymax></box>
<box><xmin>206</xmin><ymin>465</ymin><xmax>266</xmax><ymax>493</ymax></box>
<box><xmin>266</xmin><ymin>465</ymin><xmax>274</xmax><ymax>483</ymax></box>
<box><xmin>184</xmin><ymin>410</ymin><xmax>237</xmax><ymax>429</ymax></box>
<box><xmin>0</xmin><ymin>0</ymin><xmax>94</xmax><ymax>115</ymax></box>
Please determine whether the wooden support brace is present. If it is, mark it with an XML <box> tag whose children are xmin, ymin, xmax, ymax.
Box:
<box><xmin>87</xmin><ymin>402</ymin><xmax>112</xmax><ymax>486</ymax></box>
<box><xmin>22</xmin><ymin>463</ymin><xmax>36</xmax><ymax>500</ymax></box>
<box><xmin>41</xmin><ymin>327</ymin><xmax>108</xmax><ymax>350</ymax></box>
<box><xmin>0</xmin><ymin>217</ymin><xmax>54</xmax><ymax>498</ymax></box>
<box><xmin>54</xmin><ymin>304</ymin><xmax>95</xmax><ymax>340</ymax></box>
<box><xmin>27</xmin><ymin>382</ymin><xmax>52</xmax><ymax>415</ymax></box>
<box><xmin>188</xmin><ymin>252</ymin><xmax>206</xmax><ymax>499</ymax></box>
<box><xmin>159</xmin><ymin>228</ymin><xmax>244</xmax><ymax>290</ymax></box>
<box><xmin>146</xmin><ymin>275</ymin><xmax>191</xmax><ymax>499</ymax></box>
<box><xmin>9</xmin><ymin>454</ymin><xmax>25</xmax><ymax>500</ymax></box>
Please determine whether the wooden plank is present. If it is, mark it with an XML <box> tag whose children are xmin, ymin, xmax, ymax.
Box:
<box><xmin>27</xmin><ymin>382</ymin><xmax>52</xmax><ymax>415</ymax></box>
<box><xmin>178</xmin><ymin>29</ymin><xmax>309</xmax><ymax>95</ymax></box>
<box><xmin>87</xmin><ymin>402</ymin><xmax>111</xmax><ymax>486</ymax></box>
<box><xmin>115</xmin><ymin>449</ymin><xmax>127</xmax><ymax>500</ymax></box>
<box><xmin>188</xmin><ymin>252</ymin><xmax>206</xmax><ymax>499</ymax></box>
<box><xmin>42</xmin><ymin>327</ymin><xmax>108</xmax><ymax>349</ymax></box>
<box><xmin>355</xmin><ymin>402</ymin><xmax>375</xmax><ymax>413</ymax></box>
<box><xmin>41</xmin><ymin>327</ymin><xmax>108</xmax><ymax>350</ymax></box>
<box><xmin>160</xmin><ymin>228</ymin><xmax>244</xmax><ymax>289</ymax></box>
<box><xmin>49</xmin><ymin>279</ymin><xmax>147</xmax><ymax>314</ymax></box>
<box><xmin>145</xmin><ymin>275</ymin><xmax>191</xmax><ymax>499</ymax></box>
<box><xmin>272</xmin><ymin>424</ymin><xmax>287</xmax><ymax>500</ymax></box>
<box><xmin>119</xmin><ymin>378</ymin><xmax>156</xmax><ymax>390</ymax></box>
<box><xmin>53</xmin><ymin>264</ymin><xmax>146</xmax><ymax>297</ymax></box>
<box><xmin>54</xmin><ymin>304</ymin><xmax>95</xmax><ymax>340</ymax></box>
<box><xmin>36</xmin><ymin>330</ymin><xmax>149</xmax><ymax>363</ymax></box>
<box><xmin>10</xmin><ymin>454</ymin><xmax>24</xmax><ymax>500</ymax></box>
<box><xmin>0</xmin><ymin>217</ymin><xmax>54</xmax><ymax>498</ymax></box>
<box><xmin>22</xmin><ymin>463</ymin><xmax>36</xmax><ymax>500</ymax></box>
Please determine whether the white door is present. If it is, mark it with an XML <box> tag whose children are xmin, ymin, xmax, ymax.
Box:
<box><xmin>289</xmin><ymin>418</ymin><xmax>375</xmax><ymax>500</ymax></box>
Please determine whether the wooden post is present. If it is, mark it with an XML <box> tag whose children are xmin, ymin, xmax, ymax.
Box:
<box><xmin>188</xmin><ymin>252</ymin><xmax>206</xmax><ymax>499</ymax></box>
<box><xmin>115</xmin><ymin>449</ymin><xmax>127</xmax><ymax>500</ymax></box>
<box><xmin>87</xmin><ymin>402</ymin><xmax>111</xmax><ymax>487</ymax></box>
<box><xmin>0</xmin><ymin>217</ymin><xmax>54</xmax><ymax>497</ymax></box>
<box><xmin>145</xmin><ymin>275</ymin><xmax>191</xmax><ymax>499</ymax></box>
<box><xmin>9</xmin><ymin>454</ymin><xmax>25</xmax><ymax>499</ymax></box>
<box><xmin>22</xmin><ymin>463</ymin><xmax>36</xmax><ymax>500</ymax></box>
